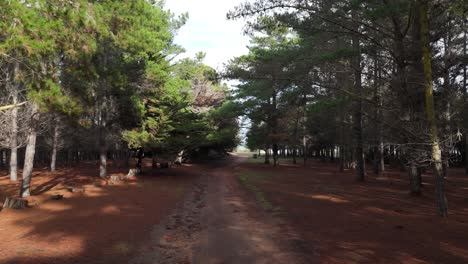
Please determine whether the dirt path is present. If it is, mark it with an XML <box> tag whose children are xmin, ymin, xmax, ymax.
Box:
<box><xmin>133</xmin><ymin>155</ymin><xmax>310</xmax><ymax>264</ymax></box>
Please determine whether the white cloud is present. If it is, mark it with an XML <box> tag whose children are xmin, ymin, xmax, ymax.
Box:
<box><xmin>164</xmin><ymin>0</ymin><xmax>250</xmax><ymax>70</ymax></box>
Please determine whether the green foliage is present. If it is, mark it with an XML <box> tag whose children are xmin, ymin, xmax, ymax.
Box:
<box><xmin>123</xmin><ymin>54</ymin><xmax>239</xmax><ymax>158</ymax></box>
<box><xmin>0</xmin><ymin>0</ymin><xmax>238</xmax><ymax>166</ymax></box>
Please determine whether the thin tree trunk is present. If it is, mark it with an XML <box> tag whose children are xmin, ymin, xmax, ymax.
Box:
<box><xmin>408</xmin><ymin>164</ymin><xmax>422</xmax><ymax>195</ymax></box>
<box><xmin>9</xmin><ymin>63</ymin><xmax>19</xmax><ymax>182</ymax></box>
<box><xmin>418</xmin><ymin>0</ymin><xmax>448</xmax><ymax>217</ymax></box>
<box><xmin>99</xmin><ymin>142</ymin><xmax>107</xmax><ymax>178</ymax></box>
<box><xmin>152</xmin><ymin>152</ymin><xmax>157</xmax><ymax>169</ymax></box>
<box><xmin>272</xmin><ymin>87</ymin><xmax>279</xmax><ymax>167</ymax></box>
<box><xmin>466</xmin><ymin>134</ymin><xmax>468</xmax><ymax>175</ymax></box>
<box><xmin>379</xmin><ymin>141</ymin><xmax>385</xmax><ymax>177</ymax></box>
<box><xmin>50</xmin><ymin>118</ymin><xmax>59</xmax><ymax>172</ymax></box>
<box><xmin>264</xmin><ymin>147</ymin><xmax>270</xmax><ymax>164</ymax></box>
<box><xmin>273</xmin><ymin>144</ymin><xmax>278</xmax><ymax>166</ymax></box>
<box><xmin>98</xmin><ymin>112</ymin><xmax>107</xmax><ymax>178</ymax></box>
<box><xmin>292</xmin><ymin>148</ymin><xmax>297</xmax><ymax>165</ymax></box>
<box><xmin>352</xmin><ymin>12</ymin><xmax>366</xmax><ymax>181</ymax></box>
<box><xmin>20</xmin><ymin>103</ymin><xmax>39</xmax><ymax>198</ymax></box>
<box><xmin>463</xmin><ymin>7</ymin><xmax>468</xmax><ymax>175</ymax></box>
<box><xmin>377</xmin><ymin>57</ymin><xmax>385</xmax><ymax>177</ymax></box>
<box><xmin>303</xmin><ymin>136</ymin><xmax>307</xmax><ymax>167</ymax></box>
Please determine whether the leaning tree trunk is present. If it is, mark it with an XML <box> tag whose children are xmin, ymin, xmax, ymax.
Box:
<box><xmin>50</xmin><ymin>119</ymin><xmax>59</xmax><ymax>172</ymax></box>
<box><xmin>20</xmin><ymin>103</ymin><xmax>39</xmax><ymax>198</ymax></box>
<box><xmin>3</xmin><ymin>197</ymin><xmax>28</xmax><ymax>209</ymax></box>
<box><xmin>419</xmin><ymin>0</ymin><xmax>448</xmax><ymax>216</ymax></box>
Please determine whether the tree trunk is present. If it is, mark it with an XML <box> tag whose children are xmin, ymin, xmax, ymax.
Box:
<box><xmin>271</xmin><ymin>88</ymin><xmax>279</xmax><ymax>167</ymax></box>
<box><xmin>99</xmin><ymin>143</ymin><xmax>107</xmax><ymax>178</ymax></box>
<box><xmin>378</xmin><ymin>63</ymin><xmax>386</xmax><ymax>177</ymax></box>
<box><xmin>463</xmin><ymin>7</ymin><xmax>468</xmax><ymax>175</ymax></box>
<box><xmin>9</xmin><ymin>64</ymin><xmax>19</xmax><ymax>182</ymax></box>
<box><xmin>152</xmin><ymin>152</ymin><xmax>157</xmax><ymax>169</ymax></box>
<box><xmin>97</xmin><ymin>107</ymin><xmax>107</xmax><ymax>178</ymax></box>
<box><xmin>352</xmin><ymin>12</ymin><xmax>366</xmax><ymax>181</ymax></box>
<box><xmin>3</xmin><ymin>197</ymin><xmax>28</xmax><ymax>209</ymax></box>
<box><xmin>264</xmin><ymin>147</ymin><xmax>270</xmax><ymax>164</ymax></box>
<box><xmin>50</xmin><ymin>119</ymin><xmax>59</xmax><ymax>172</ymax></box>
<box><xmin>272</xmin><ymin>144</ymin><xmax>278</xmax><ymax>166</ymax></box>
<box><xmin>466</xmin><ymin>134</ymin><xmax>468</xmax><ymax>175</ymax></box>
<box><xmin>408</xmin><ymin>165</ymin><xmax>422</xmax><ymax>195</ymax></box>
<box><xmin>418</xmin><ymin>0</ymin><xmax>448</xmax><ymax>216</ymax></box>
<box><xmin>339</xmin><ymin>146</ymin><xmax>345</xmax><ymax>172</ymax></box>
<box><xmin>378</xmin><ymin>142</ymin><xmax>385</xmax><ymax>177</ymax></box>
<box><xmin>292</xmin><ymin>148</ymin><xmax>297</xmax><ymax>164</ymax></box>
<box><xmin>303</xmin><ymin>138</ymin><xmax>307</xmax><ymax>167</ymax></box>
<box><xmin>20</xmin><ymin>103</ymin><xmax>39</xmax><ymax>198</ymax></box>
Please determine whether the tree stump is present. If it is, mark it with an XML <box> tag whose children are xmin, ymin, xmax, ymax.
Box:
<box><xmin>3</xmin><ymin>197</ymin><xmax>28</xmax><ymax>209</ymax></box>
<box><xmin>110</xmin><ymin>175</ymin><xmax>121</xmax><ymax>183</ymax></box>
<box><xmin>127</xmin><ymin>168</ymin><xmax>140</xmax><ymax>178</ymax></box>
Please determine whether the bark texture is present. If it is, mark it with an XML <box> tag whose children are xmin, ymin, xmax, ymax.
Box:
<box><xmin>418</xmin><ymin>0</ymin><xmax>448</xmax><ymax>217</ymax></box>
<box><xmin>20</xmin><ymin>103</ymin><xmax>39</xmax><ymax>198</ymax></box>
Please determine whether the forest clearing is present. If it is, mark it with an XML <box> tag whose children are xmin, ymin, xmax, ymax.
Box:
<box><xmin>2</xmin><ymin>0</ymin><xmax>468</xmax><ymax>263</ymax></box>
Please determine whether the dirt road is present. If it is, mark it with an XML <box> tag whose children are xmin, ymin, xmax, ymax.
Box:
<box><xmin>133</xmin><ymin>154</ymin><xmax>310</xmax><ymax>264</ymax></box>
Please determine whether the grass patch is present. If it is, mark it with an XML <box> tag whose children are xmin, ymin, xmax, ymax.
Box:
<box><xmin>238</xmin><ymin>171</ymin><xmax>282</xmax><ymax>213</ymax></box>
<box><xmin>247</xmin><ymin>157</ymin><xmax>266</xmax><ymax>164</ymax></box>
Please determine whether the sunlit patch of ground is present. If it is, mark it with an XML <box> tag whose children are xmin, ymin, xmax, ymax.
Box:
<box><xmin>237</xmin><ymin>160</ymin><xmax>468</xmax><ymax>263</ymax></box>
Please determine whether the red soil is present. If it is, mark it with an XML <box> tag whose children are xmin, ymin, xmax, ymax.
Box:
<box><xmin>0</xmin><ymin>161</ymin><xmax>199</xmax><ymax>264</ymax></box>
<box><xmin>239</xmin><ymin>160</ymin><xmax>468</xmax><ymax>264</ymax></box>
<box><xmin>2</xmin><ymin>157</ymin><xmax>468</xmax><ymax>263</ymax></box>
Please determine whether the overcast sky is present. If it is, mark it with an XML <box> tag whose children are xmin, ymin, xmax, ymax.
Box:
<box><xmin>164</xmin><ymin>0</ymin><xmax>250</xmax><ymax>70</ymax></box>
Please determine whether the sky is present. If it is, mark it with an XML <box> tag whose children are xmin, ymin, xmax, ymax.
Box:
<box><xmin>164</xmin><ymin>0</ymin><xmax>250</xmax><ymax>71</ymax></box>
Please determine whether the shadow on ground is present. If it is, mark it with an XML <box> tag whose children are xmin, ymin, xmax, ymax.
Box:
<box><xmin>0</xmin><ymin>161</ymin><xmax>201</xmax><ymax>264</ymax></box>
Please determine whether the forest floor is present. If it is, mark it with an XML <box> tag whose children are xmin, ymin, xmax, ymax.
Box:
<box><xmin>1</xmin><ymin>155</ymin><xmax>468</xmax><ymax>263</ymax></box>
<box><xmin>0</xmin><ymin>161</ymin><xmax>200</xmax><ymax>264</ymax></box>
<box><xmin>239</xmin><ymin>156</ymin><xmax>468</xmax><ymax>264</ymax></box>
